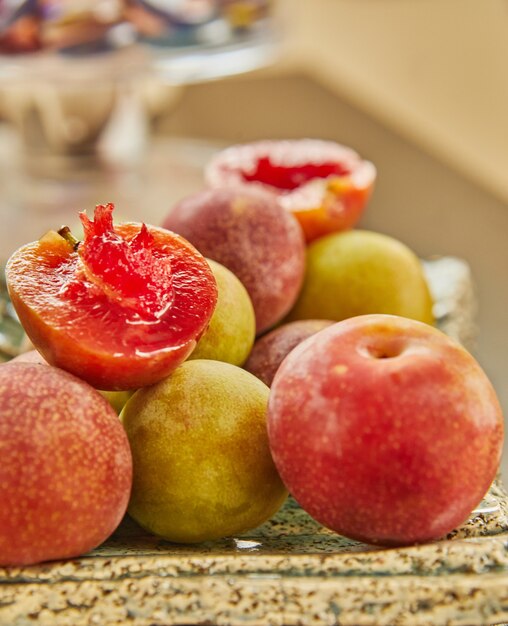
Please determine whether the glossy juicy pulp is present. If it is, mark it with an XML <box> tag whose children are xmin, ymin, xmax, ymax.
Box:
<box><xmin>268</xmin><ymin>317</ymin><xmax>504</xmax><ymax>546</ymax></box>
<box><xmin>8</xmin><ymin>226</ymin><xmax>215</xmax><ymax>353</ymax></box>
<box><xmin>6</xmin><ymin>223</ymin><xmax>217</xmax><ymax>390</ymax></box>
<box><xmin>241</xmin><ymin>157</ymin><xmax>370</xmax><ymax>243</ymax></box>
<box><xmin>79</xmin><ymin>205</ymin><xmax>175</xmax><ymax>320</ymax></box>
<box><xmin>241</xmin><ymin>156</ymin><xmax>352</xmax><ymax>191</ymax></box>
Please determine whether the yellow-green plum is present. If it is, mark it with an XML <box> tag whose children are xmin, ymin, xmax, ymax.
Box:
<box><xmin>287</xmin><ymin>230</ymin><xmax>434</xmax><ymax>325</ymax></box>
<box><xmin>99</xmin><ymin>390</ymin><xmax>134</xmax><ymax>414</ymax></box>
<box><xmin>121</xmin><ymin>360</ymin><xmax>287</xmax><ymax>543</ymax></box>
<box><xmin>189</xmin><ymin>259</ymin><xmax>255</xmax><ymax>366</ymax></box>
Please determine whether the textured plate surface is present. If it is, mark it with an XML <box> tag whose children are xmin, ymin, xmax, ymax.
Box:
<box><xmin>1</xmin><ymin>483</ymin><xmax>508</xmax><ymax>626</ymax></box>
<box><xmin>1</xmin><ymin>257</ymin><xmax>507</xmax><ymax>626</ymax></box>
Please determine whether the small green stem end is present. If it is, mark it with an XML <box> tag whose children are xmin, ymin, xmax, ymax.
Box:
<box><xmin>57</xmin><ymin>226</ymin><xmax>80</xmax><ymax>251</ymax></box>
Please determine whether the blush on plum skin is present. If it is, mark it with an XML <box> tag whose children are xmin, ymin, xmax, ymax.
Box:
<box><xmin>162</xmin><ymin>187</ymin><xmax>306</xmax><ymax>335</ymax></box>
<box><xmin>244</xmin><ymin>319</ymin><xmax>335</xmax><ymax>386</ymax></box>
<box><xmin>267</xmin><ymin>314</ymin><xmax>504</xmax><ymax>547</ymax></box>
<box><xmin>0</xmin><ymin>362</ymin><xmax>132</xmax><ymax>566</ymax></box>
<box><xmin>11</xmin><ymin>350</ymin><xmax>134</xmax><ymax>414</ymax></box>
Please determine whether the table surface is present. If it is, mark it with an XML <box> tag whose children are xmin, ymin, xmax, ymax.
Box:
<box><xmin>1</xmin><ymin>484</ymin><xmax>508</xmax><ymax>626</ymax></box>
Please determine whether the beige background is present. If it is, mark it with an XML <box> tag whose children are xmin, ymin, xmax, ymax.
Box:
<box><xmin>274</xmin><ymin>0</ymin><xmax>508</xmax><ymax>206</ymax></box>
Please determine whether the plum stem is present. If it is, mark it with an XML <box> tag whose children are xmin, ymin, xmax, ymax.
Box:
<box><xmin>57</xmin><ymin>226</ymin><xmax>80</xmax><ymax>251</ymax></box>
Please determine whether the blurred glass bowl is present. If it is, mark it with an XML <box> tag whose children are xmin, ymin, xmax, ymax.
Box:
<box><xmin>0</xmin><ymin>1</ymin><xmax>279</xmax><ymax>193</ymax></box>
<box><xmin>0</xmin><ymin>1</ymin><xmax>278</xmax><ymax>82</ymax></box>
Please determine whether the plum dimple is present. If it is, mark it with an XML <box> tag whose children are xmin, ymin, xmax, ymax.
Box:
<box><xmin>162</xmin><ymin>187</ymin><xmax>305</xmax><ymax>334</ymax></box>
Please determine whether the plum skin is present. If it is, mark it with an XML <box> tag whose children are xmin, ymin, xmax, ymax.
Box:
<box><xmin>162</xmin><ymin>187</ymin><xmax>306</xmax><ymax>335</ymax></box>
<box><xmin>287</xmin><ymin>230</ymin><xmax>435</xmax><ymax>325</ymax></box>
<box><xmin>244</xmin><ymin>319</ymin><xmax>334</xmax><ymax>386</ymax></box>
<box><xmin>189</xmin><ymin>259</ymin><xmax>256</xmax><ymax>366</ymax></box>
<box><xmin>267</xmin><ymin>314</ymin><xmax>504</xmax><ymax>546</ymax></box>
<box><xmin>11</xmin><ymin>350</ymin><xmax>133</xmax><ymax>413</ymax></box>
<box><xmin>0</xmin><ymin>362</ymin><xmax>133</xmax><ymax>566</ymax></box>
<box><xmin>121</xmin><ymin>359</ymin><xmax>288</xmax><ymax>543</ymax></box>
<box><xmin>204</xmin><ymin>139</ymin><xmax>377</xmax><ymax>243</ymax></box>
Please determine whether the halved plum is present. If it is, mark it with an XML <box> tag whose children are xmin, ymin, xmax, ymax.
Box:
<box><xmin>205</xmin><ymin>139</ymin><xmax>377</xmax><ymax>243</ymax></box>
<box><xmin>5</xmin><ymin>204</ymin><xmax>218</xmax><ymax>390</ymax></box>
